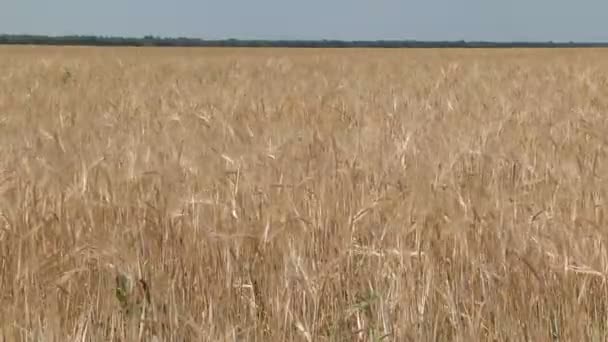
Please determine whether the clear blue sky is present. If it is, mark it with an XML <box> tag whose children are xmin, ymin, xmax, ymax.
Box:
<box><xmin>2</xmin><ymin>0</ymin><xmax>608</xmax><ymax>42</ymax></box>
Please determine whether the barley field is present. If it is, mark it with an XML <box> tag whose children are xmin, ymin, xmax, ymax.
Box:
<box><xmin>2</xmin><ymin>46</ymin><xmax>608</xmax><ymax>341</ymax></box>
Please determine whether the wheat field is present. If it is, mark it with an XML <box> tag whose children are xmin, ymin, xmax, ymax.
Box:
<box><xmin>1</xmin><ymin>46</ymin><xmax>608</xmax><ymax>341</ymax></box>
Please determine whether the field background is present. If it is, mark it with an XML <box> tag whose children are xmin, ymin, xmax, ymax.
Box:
<box><xmin>2</xmin><ymin>46</ymin><xmax>608</xmax><ymax>341</ymax></box>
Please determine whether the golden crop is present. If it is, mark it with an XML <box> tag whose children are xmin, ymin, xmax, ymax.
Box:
<box><xmin>1</xmin><ymin>46</ymin><xmax>608</xmax><ymax>341</ymax></box>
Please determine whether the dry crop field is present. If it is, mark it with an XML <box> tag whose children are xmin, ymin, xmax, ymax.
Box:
<box><xmin>1</xmin><ymin>46</ymin><xmax>608</xmax><ymax>341</ymax></box>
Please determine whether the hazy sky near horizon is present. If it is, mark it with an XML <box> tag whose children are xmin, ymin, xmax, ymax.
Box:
<box><xmin>2</xmin><ymin>0</ymin><xmax>607</xmax><ymax>42</ymax></box>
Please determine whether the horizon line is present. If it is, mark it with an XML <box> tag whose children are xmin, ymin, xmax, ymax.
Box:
<box><xmin>2</xmin><ymin>33</ymin><xmax>608</xmax><ymax>44</ymax></box>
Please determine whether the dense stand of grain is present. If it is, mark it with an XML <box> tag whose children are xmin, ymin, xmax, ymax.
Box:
<box><xmin>2</xmin><ymin>46</ymin><xmax>608</xmax><ymax>341</ymax></box>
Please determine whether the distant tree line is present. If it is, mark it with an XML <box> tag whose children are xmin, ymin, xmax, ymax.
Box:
<box><xmin>1</xmin><ymin>34</ymin><xmax>607</xmax><ymax>48</ymax></box>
